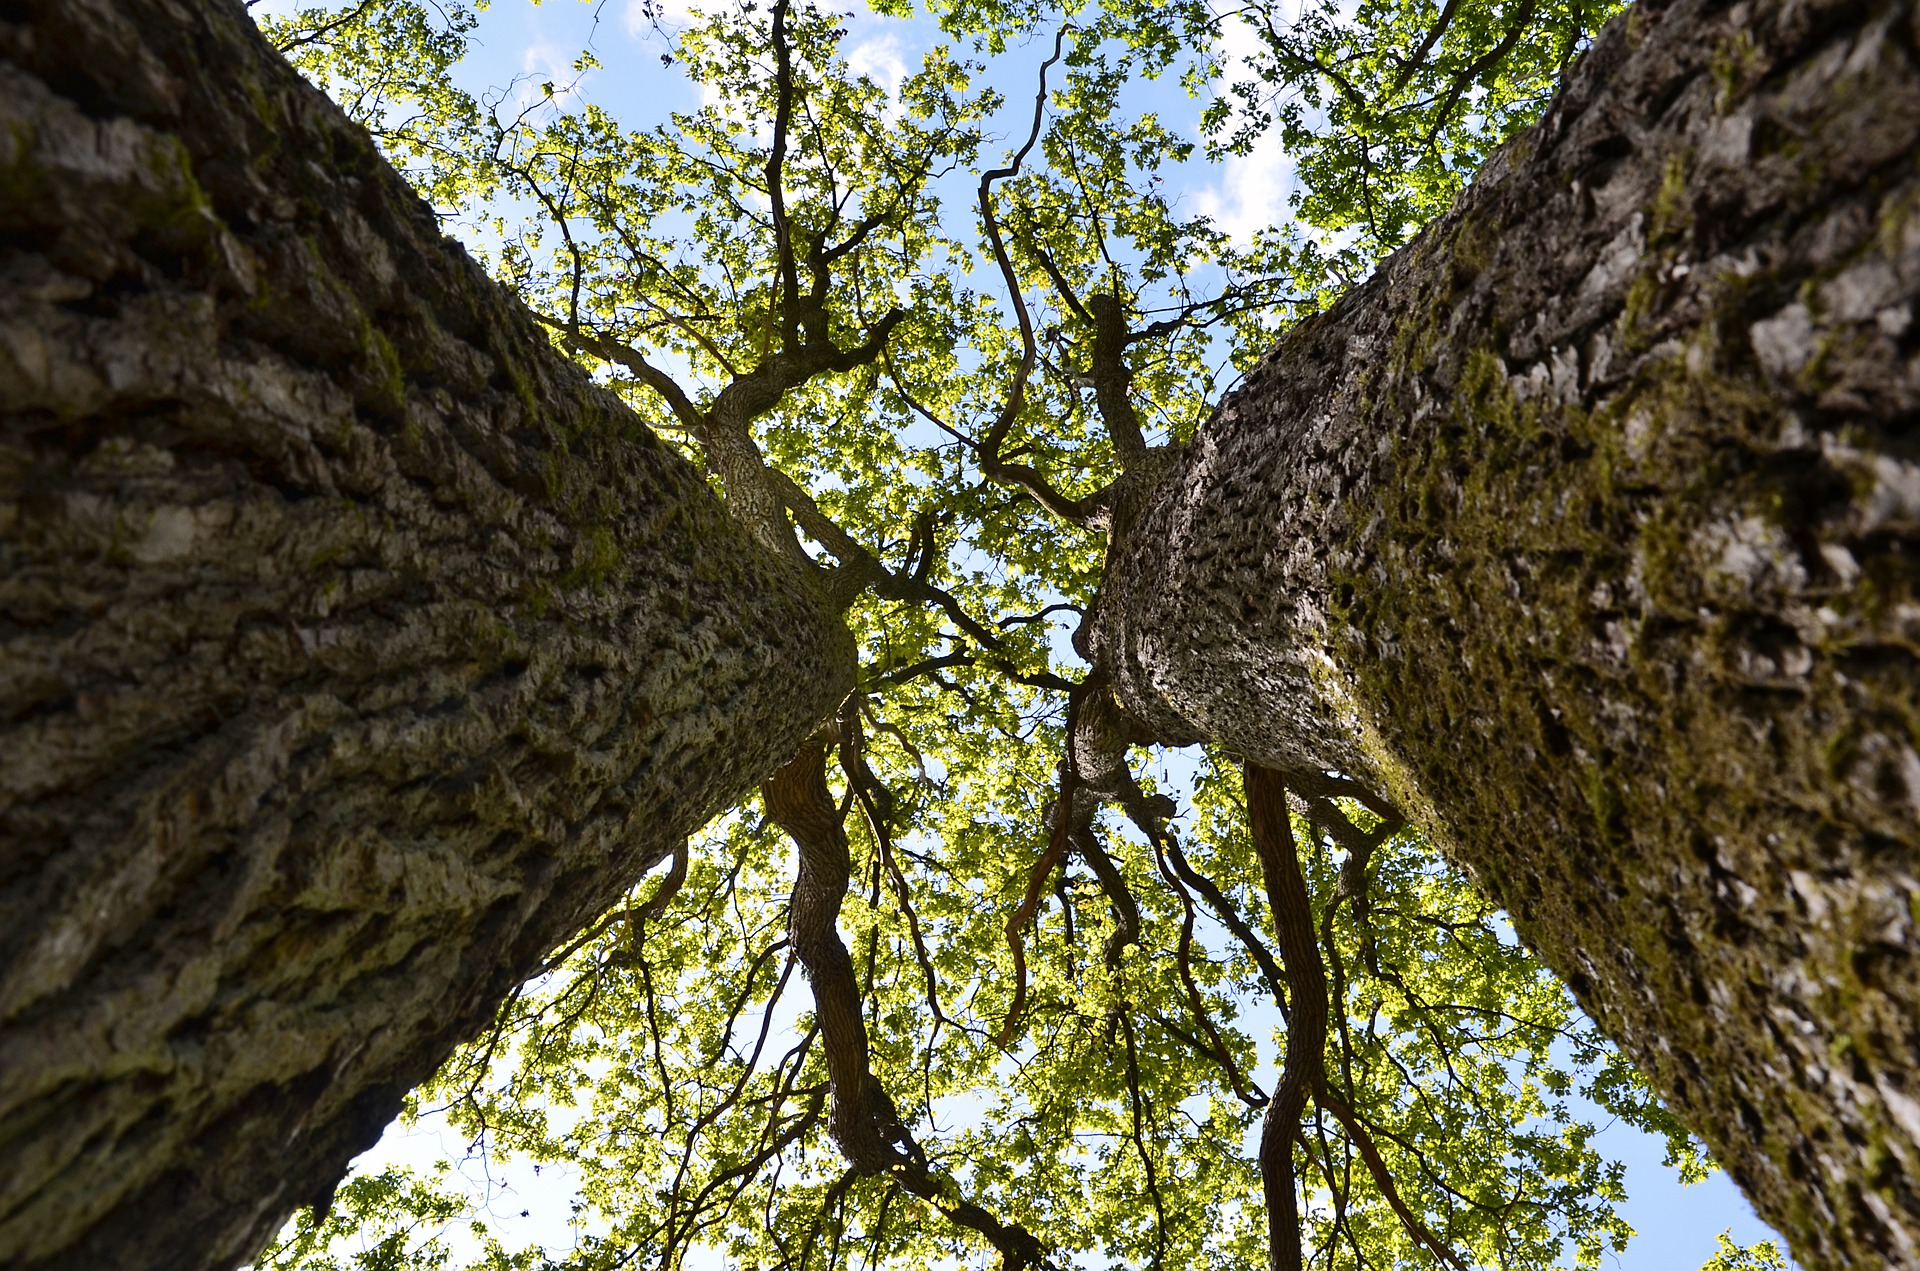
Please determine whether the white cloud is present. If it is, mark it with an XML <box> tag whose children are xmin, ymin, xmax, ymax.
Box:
<box><xmin>1189</xmin><ymin>6</ymin><xmax>1301</xmax><ymax>244</ymax></box>
<box><xmin>847</xmin><ymin>33</ymin><xmax>908</xmax><ymax>100</ymax></box>
<box><xmin>1193</xmin><ymin>131</ymin><xmax>1296</xmax><ymax>244</ymax></box>
<box><xmin>616</xmin><ymin>0</ymin><xmax>732</xmax><ymax>111</ymax></box>
<box><xmin>520</xmin><ymin>40</ymin><xmax>572</xmax><ymax>79</ymax></box>
<box><xmin>495</xmin><ymin>41</ymin><xmax>585</xmax><ymax>114</ymax></box>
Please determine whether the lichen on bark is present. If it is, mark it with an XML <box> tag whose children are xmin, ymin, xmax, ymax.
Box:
<box><xmin>0</xmin><ymin>1</ymin><xmax>853</xmax><ymax>1268</ymax></box>
<box><xmin>1097</xmin><ymin>0</ymin><xmax>1920</xmax><ymax>1265</ymax></box>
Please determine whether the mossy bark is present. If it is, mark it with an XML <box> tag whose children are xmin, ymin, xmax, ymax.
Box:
<box><xmin>1098</xmin><ymin>0</ymin><xmax>1920</xmax><ymax>1265</ymax></box>
<box><xmin>0</xmin><ymin>2</ymin><xmax>852</xmax><ymax>1269</ymax></box>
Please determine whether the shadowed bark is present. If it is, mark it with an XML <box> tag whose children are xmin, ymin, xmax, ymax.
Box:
<box><xmin>1096</xmin><ymin>0</ymin><xmax>1920</xmax><ymax>1264</ymax></box>
<box><xmin>0</xmin><ymin>2</ymin><xmax>853</xmax><ymax>1268</ymax></box>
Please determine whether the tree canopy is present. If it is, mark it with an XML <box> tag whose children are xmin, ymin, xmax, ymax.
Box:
<box><xmin>241</xmin><ymin>0</ymin><xmax>1787</xmax><ymax>1267</ymax></box>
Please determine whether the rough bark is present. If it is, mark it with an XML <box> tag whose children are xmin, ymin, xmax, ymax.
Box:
<box><xmin>1096</xmin><ymin>0</ymin><xmax>1920</xmax><ymax>1265</ymax></box>
<box><xmin>0</xmin><ymin>2</ymin><xmax>854</xmax><ymax>1269</ymax></box>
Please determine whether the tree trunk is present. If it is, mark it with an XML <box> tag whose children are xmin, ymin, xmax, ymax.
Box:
<box><xmin>0</xmin><ymin>2</ymin><xmax>853</xmax><ymax>1268</ymax></box>
<box><xmin>1097</xmin><ymin>0</ymin><xmax>1920</xmax><ymax>1264</ymax></box>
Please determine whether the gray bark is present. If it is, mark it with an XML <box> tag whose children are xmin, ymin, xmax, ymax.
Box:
<box><xmin>1097</xmin><ymin>0</ymin><xmax>1920</xmax><ymax>1265</ymax></box>
<box><xmin>0</xmin><ymin>2</ymin><xmax>853</xmax><ymax>1269</ymax></box>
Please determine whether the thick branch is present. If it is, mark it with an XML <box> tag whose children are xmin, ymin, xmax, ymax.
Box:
<box><xmin>763</xmin><ymin>742</ymin><xmax>1051</xmax><ymax>1269</ymax></box>
<box><xmin>1246</xmin><ymin>766</ymin><xmax>1325</xmax><ymax>1271</ymax></box>
<box><xmin>764</xmin><ymin>0</ymin><xmax>800</xmax><ymax>342</ymax></box>
<box><xmin>546</xmin><ymin>320</ymin><xmax>706</xmax><ymax>431</ymax></box>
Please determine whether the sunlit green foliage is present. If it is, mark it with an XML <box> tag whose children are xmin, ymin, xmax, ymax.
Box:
<box><xmin>1212</xmin><ymin>0</ymin><xmax>1620</xmax><ymax>284</ymax></box>
<box><xmin>1699</xmin><ymin>1230</ymin><xmax>1790</xmax><ymax>1271</ymax></box>
<box><xmin>246</xmin><ymin>0</ymin><xmax>1782</xmax><ymax>1268</ymax></box>
<box><xmin>254</xmin><ymin>1167</ymin><xmax>481</xmax><ymax>1270</ymax></box>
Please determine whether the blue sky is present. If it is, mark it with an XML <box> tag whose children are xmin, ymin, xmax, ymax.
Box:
<box><xmin>249</xmin><ymin>0</ymin><xmax>1798</xmax><ymax>1265</ymax></box>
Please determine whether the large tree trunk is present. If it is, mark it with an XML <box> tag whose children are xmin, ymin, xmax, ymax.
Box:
<box><xmin>0</xmin><ymin>2</ymin><xmax>853</xmax><ymax>1268</ymax></box>
<box><xmin>1098</xmin><ymin>0</ymin><xmax>1920</xmax><ymax>1264</ymax></box>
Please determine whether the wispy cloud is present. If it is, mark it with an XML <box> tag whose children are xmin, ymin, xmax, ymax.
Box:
<box><xmin>521</xmin><ymin>40</ymin><xmax>573</xmax><ymax>79</ymax></box>
<box><xmin>1189</xmin><ymin>6</ymin><xmax>1301</xmax><ymax>244</ymax></box>
<box><xmin>847</xmin><ymin>33</ymin><xmax>908</xmax><ymax>99</ymax></box>
<box><xmin>622</xmin><ymin>0</ymin><xmax>701</xmax><ymax>39</ymax></box>
<box><xmin>1193</xmin><ymin>133</ymin><xmax>1296</xmax><ymax>244</ymax></box>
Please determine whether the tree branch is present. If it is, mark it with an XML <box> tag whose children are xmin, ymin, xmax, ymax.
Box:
<box><xmin>973</xmin><ymin>30</ymin><xmax>1108</xmax><ymax>529</ymax></box>
<box><xmin>1247</xmin><ymin>764</ymin><xmax>1323</xmax><ymax>1271</ymax></box>
<box><xmin>545</xmin><ymin>319</ymin><xmax>707</xmax><ymax>433</ymax></box>
<box><xmin>765</xmin><ymin>740</ymin><xmax>1055</xmax><ymax>1269</ymax></box>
